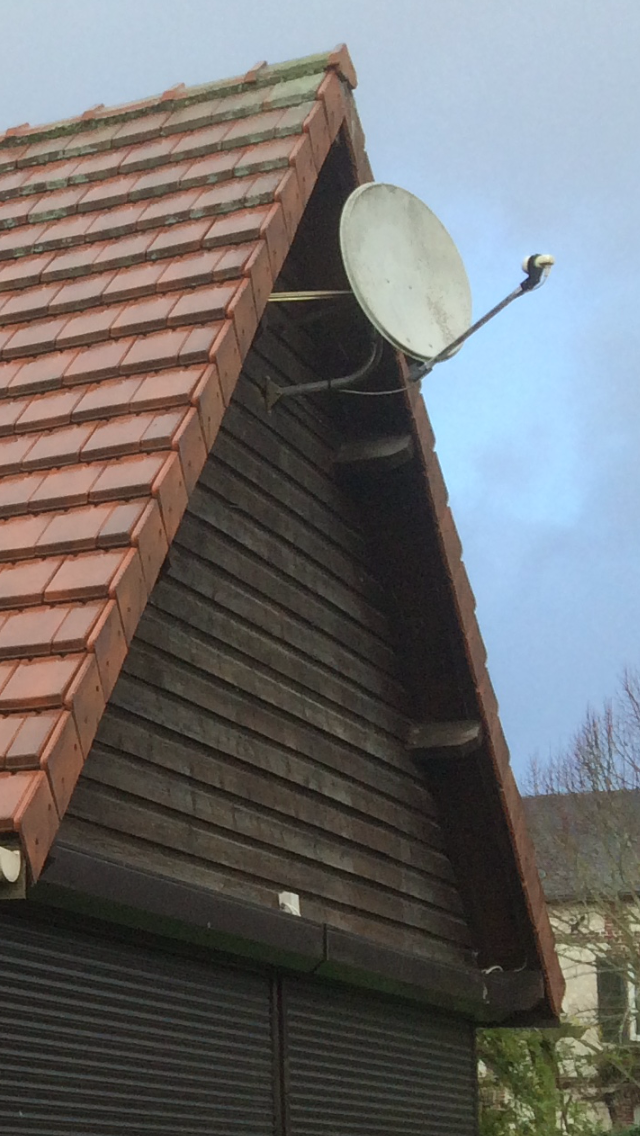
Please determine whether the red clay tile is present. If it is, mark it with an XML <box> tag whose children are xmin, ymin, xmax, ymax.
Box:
<box><xmin>317</xmin><ymin>70</ymin><xmax>348</xmax><ymax>140</ymax></box>
<box><xmin>120</xmin><ymin>136</ymin><xmax>179</xmax><ymax>174</ymax></box>
<box><xmin>65</xmin><ymin>653</ymin><xmax>105</xmax><ymax>756</ymax></box>
<box><xmin>0</xmin><ymin>654</ymin><xmax>83</xmax><ymax>710</ymax></box>
<box><xmin>0</xmin><ymin>714</ymin><xmax>27</xmax><ymax>762</ymax></box>
<box><xmin>0</xmin><ymin>661</ymin><xmax>18</xmax><ymax>696</ymax></box>
<box><xmin>86</xmin><ymin>202</ymin><xmax>146</xmax><ymax>241</ymax></box>
<box><xmin>0</xmin><ymin>168</ymin><xmax>30</xmax><ymax>200</ymax></box>
<box><xmin>121</xmin><ymin>327</ymin><xmax>189</xmax><ymax>373</ymax></box>
<box><xmin>5</xmin><ymin>710</ymin><xmax>60</xmax><ymax>768</ymax></box>
<box><xmin>37</xmin><ymin>212</ymin><xmax>95</xmax><ymax>250</ymax></box>
<box><xmin>113</xmin><ymin>112</ymin><xmax>171</xmax><ymax>147</ymax></box>
<box><xmin>132</xmin><ymin>498</ymin><xmax>169</xmax><ymax>591</ymax></box>
<box><xmin>190</xmin><ymin>363</ymin><xmax>225</xmax><ymax>451</ymax></box>
<box><xmin>0</xmin><ymin>770</ymin><xmax>44</xmax><ymax>828</ymax></box>
<box><xmin>97</xmin><ymin>499</ymin><xmax>146</xmax><ymax>546</ymax></box>
<box><xmin>0</xmin><ymin>513</ymin><xmax>54</xmax><ymax>561</ymax></box>
<box><xmin>203</xmin><ymin>205</ymin><xmax>271</xmax><ymax>248</ymax></box>
<box><xmin>0</xmin><ymin>470</ymin><xmax>46</xmax><ymax>517</ymax></box>
<box><xmin>245</xmin><ymin>168</ymin><xmax>286</xmax><ymax>205</ymax></box>
<box><xmin>68</xmin><ymin>148</ymin><xmax>127</xmax><ymax>183</ymax></box>
<box><xmin>0</xmin><ymin>224</ymin><xmax>46</xmax><ymax>261</ymax></box>
<box><xmin>53</xmin><ymin>602</ymin><xmax>103</xmax><ymax>653</ymax></box>
<box><xmin>23</xmin><ymin>422</ymin><xmax>96</xmax><ymax>470</ymax></box>
<box><xmin>111</xmin><ymin>294</ymin><xmax>176</xmax><ymax>336</ymax></box>
<box><xmin>40</xmin><ymin>243</ymin><xmax>105</xmax><ymax>282</ymax></box>
<box><xmin>28</xmin><ymin>184</ymin><xmax>87</xmax><ymax>224</ymax></box>
<box><xmin>103</xmin><ymin>260</ymin><xmax>165</xmax><ymax>302</ymax></box>
<box><xmin>274</xmin><ymin>167</ymin><xmax>303</xmax><ymax>240</ymax></box>
<box><xmin>72</xmin><ymin>375</ymin><xmax>143</xmax><ymax>421</ymax></box>
<box><xmin>0</xmin><ymin>606</ymin><xmax>69</xmax><ymax>659</ymax></box>
<box><xmin>0</xmin><ymin>556</ymin><xmax>61</xmax><ymax>608</ymax></box>
<box><xmin>262</xmin><ymin>201</ymin><xmax>289</xmax><ymax>278</ymax></box>
<box><xmin>63</xmin><ymin>337</ymin><xmax>134</xmax><ymax>385</ymax></box>
<box><xmin>131</xmin><ymin>366</ymin><xmax>203</xmax><ymax>410</ymax></box>
<box><xmin>22</xmin><ymin>157</ymin><xmax>83</xmax><ymax>193</ymax></box>
<box><xmin>179</xmin><ymin>324</ymin><xmax>221</xmax><ymax>365</ymax></box>
<box><xmin>48</xmin><ymin>271</ymin><xmax>117</xmax><ymax>314</ymax></box>
<box><xmin>4</xmin><ymin>316</ymin><xmax>70</xmax><ymax>360</ymax></box>
<box><xmin>0</xmin><ymin>284</ymin><xmax>62</xmax><ymax>324</ymax></box>
<box><xmin>209</xmin><ymin>322</ymin><xmax>242</xmax><ymax>405</ymax></box>
<box><xmin>0</xmin><ymin>361</ymin><xmax>21</xmax><ymax>396</ymax></box>
<box><xmin>147</xmin><ymin>219</ymin><xmax>210</xmax><ymax>259</ymax></box>
<box><xmin>44</xmin><ymin>549</ymin><xmax>128</xmax><ymax>603</ymax></box>
<box><xmin>81</xmin><ymin>413</ymin><xmax>153</xmax><ymax>460</ymax></box>
<box><xmin>171</xmin><ymin>405</ymin><xmax>208</xmax><ymax>495</ymax></box>
<box><xmin>0</xmin><ymin>196</ymin><xmax>32</xmax><ymax>228</ymax></box>
<box><xmin>86</xmin><ymin>599</ymin><xmax>127</xmax><ymax>699</ymax></box>
<box><xmin>0</xmin><ymin>253</ymin><xmax>54</xmax><ymax>292</ymax></box>
<box><xmin>77</xmin><ymin>174</ymin><xmax>136</xmax><ymax>212</ymax></box>
<box><xmin>191</xmin><ymin>178</ymin><xmax>251</xmax><ymax>218</ymax></box>
<box><xmin>15</xmin><ymin>387</ymin><xmax>85</xmax><ymax>432</ymax></box>
<box><xmin>302</xmin><ymin>101</ymin><xmax>332</xmax><ymax>170</ymax></box>
<box><xmin>36</xmin><ymin>503</ymin><xmax>115</xmax><ymax>555</ymax></box>
<box><xmin>222</xmin><ymin>108</ymin><xmax>285</xmax><ymax>147</ymax></box>
<box><xmin>129</xmin><ymin>163</ymin><xmax>184</xmax><ymax>201</ymax></box>
<box><xmin>57</xmin><ymin>304</ymin><xmax>123</xmax><ymax>349</ymax></box>
<box><xmin>244</xmin><ymin>240</ymin><xmax>273</xmax><ymax>313</ymax></box>
<box><xmin>9</xmin><ymin>350</ymin><xmax>78</xmax><ymax>396</ymax></box>
<box><xmin>89</xmin><ymin>451</ymin><xmax>166</xmax><ymax>501</ymax></box>
<box><xmin>0</xmin><ymin>397</ymin><xmax>30</xmax><ymax>436</ymax></box>
<box><xmin>141</xmin><ymin>408</ymin><xmax>185</xmax><ymax>450</ymax></box>
<box><xmin>233</xmin><ymin>136</ymin><xmax>297</xmax><ymax>177</ymax></box>
<box><xmin>180</xmin><ymin>150</ymin><xmax>237</xmax><ymax>190</ymax></box>
<box><xmin>40</xmin><ymin>710</ymin><xmax>83</xmax><ymax>815</ymax></box>
<box><xmin>0</xmin><ymin>433</ymin><xmax>37</xmax><ymax>474</ymax></box>
<box><xmin>152</xmin><ymin>451</ymin><xmax>188</xmax><ymax>542</ymax></box>
<box><xmin>163</xmin><ymin>100</ymin><xmax>226</xmax><ymax>136</ymax></box>
<box><xmin>29</xmin><ymin>462</ymin><xmax>105</xmax><ymax>511</ymax></box>
<box><xmin>12</xmin><ymin>769</ymin><xmax>59</xmax><ymax>876</ymax></box>
<box><xmin>156</xmin><ymin>248</ymin><xmax>223</xmax><ymax>292</ymax></box>
<box><xmin>213</xmin><ymin>242</ymin><xmax>256</xmax><ymax>280</ymax></box>
<box><xmin>227</xmin><ymin>276</ymin><xmax>258</xmax><ymax>357</ymax></box>
<box><xmin>169</xmin><ymin>121</ymin><xmax>229</xmax><ymax>160</ymax></box>
<box><xmin>138</xmin><ymin>188</ymin><xmax>202</xmax><ymax>230</ymax></box>
<box><xmin>167</xmin><ymin>282</ymin><xmax>235</xmax><ymax>326</ymax></box>
<box><xmin>92</xmin><ymin>231</ymin><xmax>155</xmax><ymax>271</ymax></box>
<box><xmin>109</xmin><ymin>547</ymin><xmax>148</xmax><ymax>642</ymax></box>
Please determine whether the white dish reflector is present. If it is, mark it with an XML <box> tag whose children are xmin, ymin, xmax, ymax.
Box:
<box><xmin>339</xmin><ymin>183</ymin><xmax>472</xmax><ymax>362</ymax></box>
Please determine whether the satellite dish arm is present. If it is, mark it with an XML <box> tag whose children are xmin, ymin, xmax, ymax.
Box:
<box><xmin>264</xmin><ymin>335</ymin><xmax>383</xmax><ymax>412</ymax></box>
<box><xmin>407</xmin><ymin>253</ymin><xmax>554</xmax><ymax>384</ymax></box>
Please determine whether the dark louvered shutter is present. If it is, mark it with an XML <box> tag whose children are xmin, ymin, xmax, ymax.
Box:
<box><xmin>0</xmin><ymin>913</ymin><xmax>274</xmax><ymax>1135</ymax></box>
<box><xmin>284</xmin><ymin>978</ymin><xmax>477</xmax><ymax>1136</ymax></box>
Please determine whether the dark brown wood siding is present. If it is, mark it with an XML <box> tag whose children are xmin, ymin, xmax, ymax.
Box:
<box><xmin>58</xmin><ymin>309</ymin><xmax>472</xmax><ymax>969</ymax></box>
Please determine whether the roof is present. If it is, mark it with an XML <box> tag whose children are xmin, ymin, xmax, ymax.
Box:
<box><xmin>524</xmin><ymin>790</ymin><xmax>640</xmax><ymax>902</ymax></box>
<box><xmin>0</xmin><ymin>46</ymin><xmax>563</xmax><ymax>1020</ymax></box>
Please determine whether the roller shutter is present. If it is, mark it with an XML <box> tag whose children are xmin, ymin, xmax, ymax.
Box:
<box><xmin>283</xmin><ymin>978</ymin><xmax>477</xmax><ymax>1136</ymax></box>
<box><xmin>0</xmin><ymin>913</ymin><xmax>274</xmax><ymax>1136</ymax></box>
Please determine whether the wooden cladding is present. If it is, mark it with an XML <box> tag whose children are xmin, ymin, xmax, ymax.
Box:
<box><xmin>60</xmin><ymin>310</ymin><xmax>472</xmax><ymax>969</ymax></box>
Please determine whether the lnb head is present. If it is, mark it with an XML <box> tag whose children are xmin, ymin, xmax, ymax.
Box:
<box><xmin>521</xmin><ymin>253</ymin><xmax>555</xmax><ymax>291</ymax></box>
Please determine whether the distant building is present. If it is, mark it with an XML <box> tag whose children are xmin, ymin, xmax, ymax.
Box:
<box><xmin>525</xmin><ymin>792</ymin><xmax>640</xmax><ymax>1128</ymax></box>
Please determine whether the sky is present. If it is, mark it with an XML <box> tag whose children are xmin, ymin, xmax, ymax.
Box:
<box><xmin>1</xmin><ymin>0</ymin><xmax>639</xmax><ymax>783</ymax></box>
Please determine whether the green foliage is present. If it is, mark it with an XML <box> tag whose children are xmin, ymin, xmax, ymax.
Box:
<box><xmin>478</xmin><ymin>1027</ymin><xmax>606</xmax><ymax>1136</ymax></box>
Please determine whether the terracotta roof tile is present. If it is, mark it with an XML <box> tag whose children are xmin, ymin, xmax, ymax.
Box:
<box><xmin>0</xmin><ymin>558</ymin><xmax>62</xmax><ymax>609</ymax></box>
<box><xmin>0</xmin><ymin>49</ymin><xmax>354</xmax><ymax>890</ymax></box>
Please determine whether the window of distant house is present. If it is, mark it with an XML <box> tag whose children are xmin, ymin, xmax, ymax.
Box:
<box><xmin>596</xmin><ymin>957</ymin><xmax>639</xmax><ymax>1043</ymax></box>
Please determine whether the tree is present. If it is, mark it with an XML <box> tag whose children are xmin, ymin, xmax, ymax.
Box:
<box><xmin>478</xmin><ymin>1025</ymin><xmax>604</xmax><ymax>1136</ymax></box>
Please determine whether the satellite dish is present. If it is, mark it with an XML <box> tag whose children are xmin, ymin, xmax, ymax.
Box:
<box><xmin>339</xmin><ymin>183</ymin><xmax>472</xmax><ymax>362</ymax></box>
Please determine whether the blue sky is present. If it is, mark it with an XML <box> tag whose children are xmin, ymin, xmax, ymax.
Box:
<box><xmin>3</xmin><ymin>0</ymin><xmax>640</xmax><ymax>782</ymax></box>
